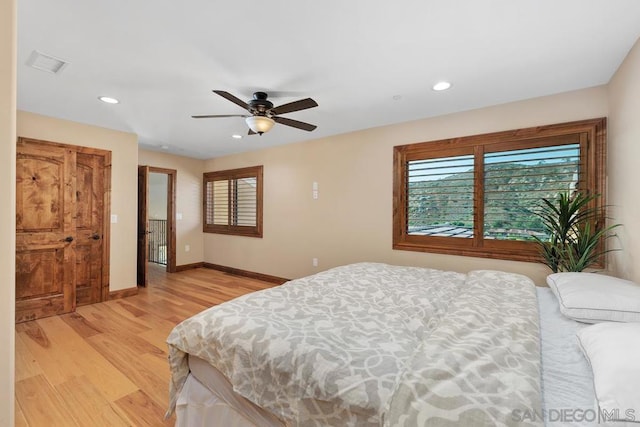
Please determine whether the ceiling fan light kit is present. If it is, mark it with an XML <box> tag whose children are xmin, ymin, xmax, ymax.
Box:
<box><xmin>246</xmin><ymin>116</ymin><xmax>275</xmax><ymax>135</ymax></box>
<box><xmin>192</xmin><ymin>90</ymin><xmax>318</xmax><ymax>136</ymax></box>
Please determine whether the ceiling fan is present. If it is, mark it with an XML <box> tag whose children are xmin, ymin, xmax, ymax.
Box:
<box><xmin>192</xmin><ymin>90</ymin><xmax>318</xmax><ymax>135</ymax></box>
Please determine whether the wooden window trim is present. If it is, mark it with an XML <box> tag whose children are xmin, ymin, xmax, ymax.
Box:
<box><xmin>393</xmin><ymin>118</ymin><xmax>607</xmax><ymax>263</ymax></box>
<box><xmin>203</xmin><ymin>165</ymin><xmax>263</xmax><ymax>238</ymax></box>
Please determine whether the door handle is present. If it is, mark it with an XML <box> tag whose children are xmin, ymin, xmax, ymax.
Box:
<box><xmin>90</xmin><ymin>233</ymin><xmax>101</xmax><ymax>240</ymax></box>
<box><xmin>63</xmin><ymin>236</ymin><xmax>74</xmax><ymax>243</ymax></box>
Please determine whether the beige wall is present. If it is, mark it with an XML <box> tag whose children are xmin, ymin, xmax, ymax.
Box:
<box><xmin>149</xmin><ymin>172</ymin><xmax>168</xmax><ymax>220</ymax></box>
<box><xmin>204</xmin><ymin>87</ymin><xmax>609</xmax><ymax>285</ymax></box>
<box><xmin>0</xmin><ymin>0</ymin><xmax>16</xmax><ymax>424</ymax></box>
<box><xmin>138</xmin><ymin>149</ymin><xmax>204</xmax><ymax>266</ymax></box>
<box><xmin>17</xmin><ymin>111</ymin><xmax>138</xmax><ymax>292</ymax></box>
<box><xmin>608</xmin><ymin>37</ymin><xmax>640</xmax><ymax>283</ymax></box>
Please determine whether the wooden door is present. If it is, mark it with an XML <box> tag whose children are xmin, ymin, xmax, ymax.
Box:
<box><xmin>16</xmin><ymin>142</ymin><xmax>76</xmax><ymax>322</ymax></box>
<box><xmin>75</xmin><ymin>152</ymin><xmax>105</xmax><ymax>305</ymax></box>
<box><xmin>16</xmin><ymin>138</ymin><xmax>111</xmax><ymax>322</ymax></box>
<box><xmin>137</xmin><ymin>166</ymin><xmax>149</xmax><ymax>287</ymax></box>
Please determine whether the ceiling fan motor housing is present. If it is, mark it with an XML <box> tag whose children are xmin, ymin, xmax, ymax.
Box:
<box><xmin>248</xmin><ymin>92</ymin><xmax>273</xmax><ymax>115</ymax></box>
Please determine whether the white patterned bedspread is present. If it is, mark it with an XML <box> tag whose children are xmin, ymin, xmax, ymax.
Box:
<box><xmin>166</xmin><ymin>263</ymin><xmax>542</xmax><ymax>426</ymax></box>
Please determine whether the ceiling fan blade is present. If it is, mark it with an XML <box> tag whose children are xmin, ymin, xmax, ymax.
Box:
<box><xmin>248</xmin><ymin>129</ymin><xmax>257</xmax><ymax>135</ymax></box>
<box><xmin>191</xmin><ymin>114</ymin><xmax>248</xmax><ymax>119</ymax></box>
<box><xmin>213</xmin><ymin>90</ymin><xmax>249</xmax><ymax>111</ymax></box>
<box><xmin>270</xmin><ymin>98</ymin><xmax>318</xmax><ymax>115</ymax></box>
<box><xmin>273</xmin><ymin>116</ymin><xmax>317</xmax><ymax>132</ymax></box>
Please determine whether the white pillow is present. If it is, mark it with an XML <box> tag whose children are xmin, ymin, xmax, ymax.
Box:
<box><xmin>547</xmin><ymin>272</ymin><xmax>640</xmax><ymax>323</ymax></box>
<box><xmin>577</xmin><ymin>322</ymin><xmax>640</xmax><ymax>422</ymax></box>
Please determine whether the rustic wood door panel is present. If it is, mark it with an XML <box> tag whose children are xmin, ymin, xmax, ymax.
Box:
<box><xmin>16</xmin><ymin>142</ymin><xmax>76</xmax><ymax>323</ymax></box>
<box><xmin>16</xmin><ymin>138</ymin><xmax>111</xmax><ymax>323</ymax></box>
<box><xmin>75</xmin><ymin>153</ymin><xmax>105</xmax><ymax>306</ymax></box>
<box><xmin>137</xmin><ymin>166</ymin><xmax>149</xmax><ymax>287</ymax></box>
<box><xmin>15</xmin><ymin>249</ymin><xmax>68</xmax><ymax>318</ymax></box>
<box><xmin>16</xmin><ymin>249</ymin><xmax>65</xmax><ymax>299</ymax></box>
<box><xmin>16</xmin><ymin>154</ymin><xmax>64</xmax><ymax>231</ymax></box>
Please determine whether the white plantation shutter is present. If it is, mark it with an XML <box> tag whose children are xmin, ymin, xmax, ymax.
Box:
<box><xmin>234</xmin><ymin>177</ymin><xmax>257</xmax><ymax>226</ymax></box>
<box><xmin>211</xmin><ymin>180</ymin><xmax>229</xmax><ymax>225</ymax></box>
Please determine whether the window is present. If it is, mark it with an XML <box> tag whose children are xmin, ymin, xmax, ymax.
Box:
<box><xmin>203</xmin><ymin>165</ymin><xmax>263</xmax><ymax>237</ymax></box>
<box><xmin>393</xmin><ymin>118</ymin><xmax>606</xmax><ymax>262</ymax></box>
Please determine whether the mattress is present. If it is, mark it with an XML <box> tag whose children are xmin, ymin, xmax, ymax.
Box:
<box><xmin>536</xmin><ymin>287</ymin><xmax>597</xmax><ymax>426</ymax></box>
<box><xmin>184</xmin><ymin>354</ymin><xmax>284</xmax><ymax>427</ymax></box>
<box><xmin>175</xmin><ymin>374</ymin><xmax>257</xmax><ymax>427</ymax></box>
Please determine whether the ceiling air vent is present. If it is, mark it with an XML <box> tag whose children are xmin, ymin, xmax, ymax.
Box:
<box><xmin>26</xmin><ymin>50</ymin><xmax>69</xmax><ymax>74</ymax></box>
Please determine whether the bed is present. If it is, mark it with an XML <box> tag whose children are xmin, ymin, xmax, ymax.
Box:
<box><xmin>166</xmin><ymin>262</ymin><xmax>546</xmax><ymax>426</ymax></box>
<box><xmin>167</xmin><ymin>262</ymin><xmax>640</xmax><ymax>426</ymax></box>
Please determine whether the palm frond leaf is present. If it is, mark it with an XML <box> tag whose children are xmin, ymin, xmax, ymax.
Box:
<box><xmin>532</xmin><ymin>191</ymin><xmax>621</xmax><ymax>272</ymax></box>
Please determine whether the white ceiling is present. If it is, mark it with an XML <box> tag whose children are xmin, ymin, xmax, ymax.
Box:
<box><xmin>17</xmin><ymin>1</ymin><xmax>640</xmax><ymax>159</ymax></box>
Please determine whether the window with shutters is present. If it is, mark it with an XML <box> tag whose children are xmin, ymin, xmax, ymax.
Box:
<box><xmin>203</xmin><ymin>165</ymin><xmax>263</xmax><ymax>237</ymax></box>
<box><xmin>393</xmin><ymin>118</ymin><xmax>606</xmax><ymax>262</ymax></box>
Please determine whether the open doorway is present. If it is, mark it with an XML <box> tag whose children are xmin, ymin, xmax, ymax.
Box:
<box><xmin>137</xmin><ymin>166</ymin><xmax>177</xmax><ymax>286</ymax></box>
<box><xmin>148</xmin><ymin>172</ymin><xmax>168</xmax><ymax>266</ymax></box>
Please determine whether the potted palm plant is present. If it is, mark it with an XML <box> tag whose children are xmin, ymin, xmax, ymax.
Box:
<box><xmin>532</xmin><ymin>191</ymin><xmax>620</xmax><ymax>273</ymax></box>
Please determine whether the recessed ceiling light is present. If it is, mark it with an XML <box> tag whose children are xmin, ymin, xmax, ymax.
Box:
<box><xmin>232</xmin><ymin>134</ymin><xmax>242</xmax><ymax>139</ymax></box>
<box><xmin>432</xmin><ymin>81</ymin><xmax>452</xmax><ymax>91</ymax></box>
<box><xmin>98</xmin><ymin>96</ymin><xmax>119</xmax><ymax>104</ymax></box>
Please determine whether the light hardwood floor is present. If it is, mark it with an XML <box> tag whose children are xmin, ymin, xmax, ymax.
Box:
<box><xmin>15</xmin><ymin>263</ymin><xmax>278</xmax><ymax>427</ymax></box>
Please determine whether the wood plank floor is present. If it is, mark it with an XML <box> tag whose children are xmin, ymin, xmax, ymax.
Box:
<box><xmin>15</xmin><ymin>264</ymin><xmax>278</xmax><ymax>427</ymax></box>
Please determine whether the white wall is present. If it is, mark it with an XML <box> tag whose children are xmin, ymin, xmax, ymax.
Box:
<box><xmin>608</xmin><ymin>37</ymin><xmax>640</xmax><ymax>283</ymax></box>
<box><xmin>149</xmin><ymin>172</ymin><xmax>168</xmax><ymax>220</ymax></box>
<box><xmin>138</xmin><ymin>149</ymin><xmax>205</xmax><ymax>267</ymax></box>
<box><xmin>204</xmin><ymin>87</ymin><xmax>609</xmax><ymax>285</ymax></box>
<box><xmin>0</xmin><ymin>0</ymin><xmax>16</xmax><ymax>424</ymax></box>
<box><xmin>17</xmin><ymin>111</ymin><xmax>139</xmax><ymax>292</ymax></box>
